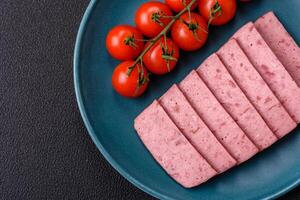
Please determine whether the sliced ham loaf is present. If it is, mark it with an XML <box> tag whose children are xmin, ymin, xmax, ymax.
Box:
<box><xmin>159</xmin><ymin>85</ymin><xmax>237</xmax><ymax>173</ymax></box>
<box><xmin>218</xmin><ymin>39</ymin><xmax>296</xmax><ymax>138</ymax></box>
<box><xmin>233</xmin><ymin>22</ymin><xmax>300</xmax><ymax>123</ymax></box>
<box><xmin>134</xmin><ymin>100</ymin><xmax>217</xmax><ymax>188</ymax></box>
<box><xmin>134</xmin><ymin>12</ymin><xmax>300</xmax><ymax>188</ymax></box>
<box><xmin>197</xmin><ymin>54</ymin><xmax>277</xmax><ymax>150</ymax></box>
<box><xmin>179</xmin><ymin>70</ymin><xmax>258</xmax><ymax>163</ymax></box>
<box><xmin>255</xmin><ymin>12</ymin><xmax>300</xmax><ymax>87</ymax></box>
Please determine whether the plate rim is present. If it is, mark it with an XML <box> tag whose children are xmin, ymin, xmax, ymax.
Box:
<box><xmin>73</xmin><ymin>0</ymin><xmax>300</xmax><ymax>199</ymax></box>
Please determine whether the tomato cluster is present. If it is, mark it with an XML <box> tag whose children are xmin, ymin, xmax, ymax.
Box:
<box><xmin>106</xmin><ymin>0</ymin><xmax>238</xmax><ymax>98</ymax></box>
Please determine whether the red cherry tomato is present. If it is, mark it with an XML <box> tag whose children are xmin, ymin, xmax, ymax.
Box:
<box><xmin>106</xmin><ymin>25</ymin><xmax>144</xmax><ymax>61</ymax></box>
<box><xmin>143</xmin><ymin>38</ymin><xmax>180</xmax><ymax>75</ymax></box>
<box><xmin>165</xmin><ymin>0</ymin><xmax>198</xmax><ymax>12</ymax></box>
<box><xmin>112</xmin><ymin>61</ymin><xmax>149</xmax><ymax>98</ymax></box>
<box><xmin>135</xmin><ymin>2</ymin><xmax>173</xmax><ymax>38</ymax></box>
<box><xmin>171</xmin><ymin>12</ymin><xmax>208</xmax><ymax>51</ymax></box>
<box><xmin>198</xmin><ymin>0</ymin><xmax>237</xmax><ymax>26</ymax></box>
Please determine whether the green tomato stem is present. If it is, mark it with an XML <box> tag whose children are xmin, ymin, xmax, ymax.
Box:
<box><xmin>128</xmin><ymin>0</ymin><xmax>198</xmax><ymax>75</ymax></box>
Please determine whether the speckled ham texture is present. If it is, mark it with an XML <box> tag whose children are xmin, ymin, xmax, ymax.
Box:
<box><xmin>179</xmin><ymin>70</ymin><xmax>258</xmax><ymax>163</ymax></box>
<box><xmin>134</xmin><ymin>100</ymin><xmax>217</xmax><ymax>188</ymax></box>
<box><xmin>255</xmin><ymin>12</ymin><xmax>300</xmax><ymax>87</ymax></box>
<box><xmin>218</xmin><ymin>39</ymin><xmax>296</xmax><ymax>138</ymax></box>
<box><xmin>233</xmin><ymin>22</ymin><xmax>300</xmax><ymax>123</ymax></box>
<box><xmin>159</xmin><ymin>84</ymin><xmax>237</xmax><ymax>173</ymax></box>
<box><xmin>197</xmin><ymin>54</ymin><xmax>277</xmax><ymax>150</ymax></box>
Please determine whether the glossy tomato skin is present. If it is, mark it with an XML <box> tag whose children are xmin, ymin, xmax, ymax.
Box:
<box><xmin>106</xmin><ymin>25</ymin><xmax>144</xmax><ymax>61</ymax></box>
<box><xmin>135</xmin><ymin>2</ymin><xmax>173</xmax><ymax>38</ymax></box>
<box><xmin>165</xmin><ymin>0</ymin><xmax>198</xmax><ymax>12</ymax></box>
<box><xmin>112</xmin><ymin>61</ymin><xmax>149</xmax><ymax>98</ymax></box>
<box><xmin>171</xmin><ymin>12</ymin><xmax>208</xmax><ymax>51</ymax></box>
<box><xmin>198</xmin><ymin>0</ymin><xmax>237</xmax><ymax>26</ymax></box>
<box><xmin>143</xmin><ymin>38</ymin><xmax>180</xmax><ymax>75</ymax></box>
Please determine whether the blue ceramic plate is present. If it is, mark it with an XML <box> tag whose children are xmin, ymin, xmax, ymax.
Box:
<box><xmin>74</xmin><ymin>0</ymin><xmax>300</xmax><ymax>199</ymax></box>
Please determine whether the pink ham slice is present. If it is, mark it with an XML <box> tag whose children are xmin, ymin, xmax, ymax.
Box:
<box><xmin>197</xmin><ymin>54</ymin><xmax>277</xmax><ymax>150</ymax></box>
<box><xmin>134</xmin><ymin>100</ymin><xmax>217</xmax><ymax>188</ymax></box>
<box><xmin>179</xmin><ymin>70</ymin><xmax>258</xmax><ymax>163</ymax></box>
<box><xmin>255</xmin><ymin>12</ymin><xmax>300</xmax><ymax>87</ymax></box>
<box><xmin>233</xmin><ymin>22</ymin><xmax>300</xmax><ymax>123</ymax></box>
<box><xmin>217</xmin><ymin>39</ymin><xmax>296</xmax><ymax>138</ymax></box>
<box><xmin>159</xmin><ymin>85</ymin><xmax>237</xmax><ymax>173</ymax></box>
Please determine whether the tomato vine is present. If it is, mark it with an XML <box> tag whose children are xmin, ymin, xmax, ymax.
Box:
<box><xmin>126</xmin><ymin>0</ymin><xmax>198</xmax><ymax>80</ymax></box>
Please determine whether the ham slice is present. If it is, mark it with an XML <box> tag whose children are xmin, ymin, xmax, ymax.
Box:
<box><xmin>255</xmin><ymin>12</ymin><xmax>300</xmax><ymax>87</ymax></box>
<box><xmin>218</xmin><ymin>39</ymin><xmax>296</xmax><ymax>138</ymax></box>
<box><xmin>179</xmin><ymin>70</ymin><xmax>258</xmax><ymax>163</ymax></box>
<box><xmin>197</xmin><ymin>54</ymin><xmax>277</xmax><ymax>150</ymax></box>
<box><xmin>160</xmin><ymin>85</ymin><xmax>237</xmax><ymax>173</ymax></box>
<box><xmin>134</xmin><ymin>100</ymin><xmax>217</xmax><ymax>188</ymax></box>
<box><xmin>233</xmin><ymin>22</ymin><xmax>300</xmax><ymax>123</ymax></box>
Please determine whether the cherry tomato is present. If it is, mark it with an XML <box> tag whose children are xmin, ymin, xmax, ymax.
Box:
<box><xmin>112</xmin><ymin>61</ymin><xmax>149</xmax><ymax>98</ymax></box>
<box><xmin>165</xmin><ymin>0</ymin><xmax>198</xmax><ymax>12</ymax></box>
<box><xmin>198</xmin><ymin>0</ymin><xmax>237</xmax><ymax>26</ymax></box>
<box><xmin>143</xmin><ymin>38</ymin><xmax>180</xmax><ymax>75</ymax></box>
<box><xmin>135</xmin><ymin>2</ymin><xmax>173</xmax><ymax>38</ymax></box>
<box><xmin>171</xmin><ymin>12</ymin><xmax>208</xmax><ymax>51</ymax></box>
<box><xmin>106</xmin><ymin>25</ymin><xmax>144</xmax><ymax>61</ymax></box>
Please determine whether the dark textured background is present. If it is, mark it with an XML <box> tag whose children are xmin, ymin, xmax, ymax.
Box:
<box><xmin>0</xmin><ymin>0</ymin><xmax>299</xmax><ymax>199</ymax></box>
